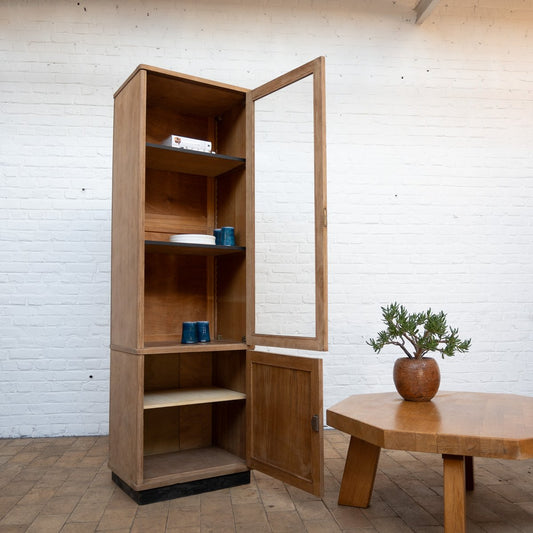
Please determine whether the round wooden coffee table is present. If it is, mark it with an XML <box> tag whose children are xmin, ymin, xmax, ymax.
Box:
<box><xmin>326</xmin><ymin>391</ymin><xmax>533</xmax><ymax>533</ymax></box>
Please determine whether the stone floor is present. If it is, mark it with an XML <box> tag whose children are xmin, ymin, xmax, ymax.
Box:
<box><xmin>0</xmin><ymin>429</ymin><xmax>532</xmax><ymax>532</ymax></box>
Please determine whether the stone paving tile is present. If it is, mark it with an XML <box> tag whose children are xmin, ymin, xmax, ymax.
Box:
<box><xmin>26</xmin><ymin>513</ymin><xmax>68</xmax><ymax>533</ymax></box>
<box><xmin>266</xmin><ymin>510</ymin><xmax>306</xmax><ymax>532</ymax></box>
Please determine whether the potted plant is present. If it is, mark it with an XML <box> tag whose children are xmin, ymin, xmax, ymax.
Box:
<box><xmin>367</xmin><ymin>302</ymin><xmax>471</xmax><ymax>401</ymax></box>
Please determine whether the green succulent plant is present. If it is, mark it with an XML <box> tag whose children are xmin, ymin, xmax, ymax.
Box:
<box><xmin>367</xmin><ymin>302</ymin><xmax>471</xmax><ymax>360</ymax></box>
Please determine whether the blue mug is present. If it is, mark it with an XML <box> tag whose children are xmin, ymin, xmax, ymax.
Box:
<box><xmin>213</xmin><ymin>228</ymin><xmax>222</xmax><ymax>245</ymax></box>
<box><xmin>196</xmin><ymin>321</ymin><xmax>210</xmax><ymax>343</ymax></box>
<box><xmin>221</xmin><ymin>226</ymin><xmax>235</xmax><ymax>246</ymax></box>
<box><xmin>181</xmin><ymin>321</ymin><xmax>198</xmax><ymax>344</ymax></box>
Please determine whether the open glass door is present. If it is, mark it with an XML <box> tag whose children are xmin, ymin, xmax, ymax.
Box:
<box><xmin>246</xmin><ymin>56</ymin><xmax>327</xmax><ymax>352</ymax></box>
<box><xmin>245</xmin><ymin>58</ymin><xmax>327</xmax><ymax>496</ymax></box>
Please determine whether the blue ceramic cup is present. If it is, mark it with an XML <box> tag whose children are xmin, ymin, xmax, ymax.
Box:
<box><xmin>181</xmin><ymin>321</ymin><xmax>198</xmax><ymax>344</ymax></box>
<box><xmin>196</xmin><ymin>321</ymin><xmax>210</xmax><ymax>343</ymax></box>
<box><xmin>220</xmin><ymin>226</ymin><xmax>235</xmax><ymax>246</ymax></box>
<box><xmin>213</xmin><ymin>228</ymin><xmax>222</xmax><ymax>245</ymax></box>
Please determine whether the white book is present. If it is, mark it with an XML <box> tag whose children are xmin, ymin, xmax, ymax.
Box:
<box><xmin>162</xmin><ymin>135</ymin><xmax>212</xmax><ymax>153</ymax></box>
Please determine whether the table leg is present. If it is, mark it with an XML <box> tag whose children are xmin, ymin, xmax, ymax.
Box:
<box><xmin>465</xmin><ymin>456</ymin><xmax>474</xmax><ymax>491</ymax></box>
<box><xmin>443</xmin><ymin>454</ymin><xmax>466</xmax><ymax>533</ymax></box>
<box><xmin>338</xmin><ymin>436</ymin><xmax>381</xmax><ymax>507</ymax></box>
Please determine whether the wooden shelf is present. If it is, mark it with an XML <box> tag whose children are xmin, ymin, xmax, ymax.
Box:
<box><xmin>145</xmin><ymin>240</ymin><xmax>245</xmax><ymax>256</ymax></box>
<box><xmin>146</xmin><ymin>143</ymin><xmax>245</xmax><ymax>177</ymax></box>
<box><xmin>110</xmin><ymin>340</ymin><xmax>247</xmax><ymax>355</ymax></box>
<box><xmin>145</xmin><ymin>340</ymin><xmax>246</xmax><ymax>355</ymax></box>
<box><xmin>144</xmin><ymin>386</ymin><xmax>246</xmax><ymax>409</ymax></box>
<box><xmin>142</xmin><ymin>447</ymin><xmax>247</xmax><ymax>490</ymax></box>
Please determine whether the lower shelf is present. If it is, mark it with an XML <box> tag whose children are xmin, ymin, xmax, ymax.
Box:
<box><xmin>142</xmin><ymin>446</ymin><xmax>248</xmax><ymax>491</ymax></box>
<box><xmin>144</xmin><ymin>387</ymin><xmax>246</xmax><ymax>409</ymax></box>
<box><xmin>113</xmin><ymin>470</ymin><xmax>250</xmax><ymax>505</ymax></box>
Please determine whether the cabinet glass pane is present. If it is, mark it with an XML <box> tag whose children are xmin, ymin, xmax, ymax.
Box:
<box><xmin>254</xmin><ymin>76</ymin><xmax>315</xmax><ymax>337</ymax></box>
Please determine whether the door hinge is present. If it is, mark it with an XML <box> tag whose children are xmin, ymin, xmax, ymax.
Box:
<box><xmin>323</xmin><ymin>207</ymin><xmax>327</xmax><ymax>227</ymax></box>
<box><xmin>311</xmin><ymin>414</ymin><xmax>320</xmax><ymax>432</ymax></box>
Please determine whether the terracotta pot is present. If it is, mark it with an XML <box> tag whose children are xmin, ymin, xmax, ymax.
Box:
<box><xmin>393</xmin><ymin>357</ymin><xmax>441</xmax><ymax>402</ymax></box>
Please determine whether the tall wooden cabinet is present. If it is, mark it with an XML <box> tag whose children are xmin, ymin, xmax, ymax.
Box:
<box><xmin>109</xmin><ymin>58</ymin><xmax>327</xmax><ymax>503</ymax></box>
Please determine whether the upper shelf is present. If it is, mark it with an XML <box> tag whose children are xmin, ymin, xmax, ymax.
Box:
<box><xmin>146</xmin><ymin>143</ymin><xmax>245</xmax><ymax>177</ymax></box>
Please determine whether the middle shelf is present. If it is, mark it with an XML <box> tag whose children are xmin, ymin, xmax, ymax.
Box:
<box><xmin>145</xmin><ymin>240</ymin><xmax>245</xmax><ymax>256</ymax></box>
<box><xmin>144</xmin><ymin>386</ymin><xmax>246</xmax><ymax>410</ymax></box>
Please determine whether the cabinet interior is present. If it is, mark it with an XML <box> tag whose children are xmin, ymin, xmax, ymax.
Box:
<box><xmin>143</xmin><ymin>352</ymin><xmax>246</xmax><ymax>460</ymax></box>
<box><xmin>143</xmin><ymin>71</ymin><xmax>247</xmax><ymax>348</ymax></box>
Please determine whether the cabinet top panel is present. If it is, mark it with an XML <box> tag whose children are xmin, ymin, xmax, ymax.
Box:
<box><xmin>115</xmin><ymin>64</ymin><xmax>247</xmax><ymax>116</ymax></box>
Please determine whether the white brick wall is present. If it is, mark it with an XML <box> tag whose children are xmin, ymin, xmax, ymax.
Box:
<box><xmin>1</xmin><ymin>0</ymin><xmax>532</xmax><ymax>437</ymax></box>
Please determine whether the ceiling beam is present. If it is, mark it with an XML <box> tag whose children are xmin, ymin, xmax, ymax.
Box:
<box><xmin>414</xmin><ymin>0</ymin><xmax>440</xmax><ymax>24</ymax></box>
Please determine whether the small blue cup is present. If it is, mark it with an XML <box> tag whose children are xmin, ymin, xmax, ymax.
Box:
<box><xmin>196</xmin><ymin>321</ymin><xmax>210</xmax><ymax>343</ymax></box>
<box><xmin>221</xmin><ymin>226</ymin><xmax>235</xmax><ymax>246</ymax></box>
<box><xmin>181</xmin><ymin>321</ymin><xmax>198</xmax><ymax>344</ymax></box>
<box><xmin>213</xmin><ymin>228</ymin><xmax>222</xmax><ymax>245</ymax></box>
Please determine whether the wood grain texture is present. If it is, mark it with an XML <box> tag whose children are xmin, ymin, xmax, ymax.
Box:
<box><xmin>144</xmin><ymin>387</ymin><xmax>246</xmax><ymax>409</ymax></box>
<box><xmin>443</xmin><ymin>454</ymin><xmax>466</xmax><ymax>533</ymax></box>
<box><xmin>216</xmin><ymin>254</ymin><xmax>246</xmax><ymax>343</ymax></box>
<box><xmin>313</xmin><ymin>55</ymin><xmax>328</xmax><ymax>352</ymax></box>
<box><xmin>338</xmin><ymin>436</ymin><xmax>380</xmax><ymax>507</ymax></box>
<box><xmin>142</xmin><ymin>447</ymin><xmax>248</xmax><ymax>490</ymax></box>
<box><xmin>111</xmin><ymin>69</ymin><xmax>146</xmax><ymax>350</ymax></box>
<box><xmin>213</xmin><ymin>401</ymin><xmax>246</xmax><ymax>459</ymax></box>
<box><xmin>143</xmin><ymin>253</ymin><xmax>207</xmax><ymax>344</ymax></box>
<box><xmin>128</xmin><ymin>341</ymin><xmax>246</xmax><ymax>355</ymax></box>
<box><xmin>217</xmin><ymin>101</ymin><xmax>246</xmax><ymax>159</ymax></box>
<box><xmin>144</xmin><ymin>67</ymin><xmax>247</xmax><ymax>117</ymax></box>
<box><xmin>146</xmin><ymin>106</ymin><xmax>209</xmax><ymax>146</ymax></box>
<box><xmin>247</xmin><ymin>351</ymin><xmax>323</xmax><ymax>496</ymax></box>
<box><xmin>251</xmin><ymin>57</ymin><xmax>322</xmax><ymax>101</ymax></box>
<box><xmin>213</xmin><ymin>351</ymin><xmax>246</xmax><ymax>394</ymax></box>
<box><xmin>327</xmin><ymin>391</ymin><xmax>533</xmax><ymax>459</ymax></box>
<box><xmin>115</xmin><ymin>64</ymin><xmax>248</xmax><ymax>99</ymax></box>
<box><xmin>109</xmin><ymin>350</ymin><xmax>144</xmax><ymax>487</ymax></box>
<box><xmin>144</xmin><ymin>169</ymin><xmax>208</xmax><ymax>233</ymax></box>
<box><xmin>144</xmin><ymin>353</ymin><xmax>181</xmax><ymax>391</ymax></box>
<box><xmin>143</xmin><ymin>406</ymin><xmax>181</xmax><ymax>456</ymax></box>
<box><xmin>179</xmin><ymin>404</ymin><xmax>212</xmax><ymax>450</ymax></box>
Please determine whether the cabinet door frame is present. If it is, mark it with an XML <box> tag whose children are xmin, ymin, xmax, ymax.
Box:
<box><xmin>246</xmin><ymin>350</ymin><xmax>323</xmax><ymax>496</ymax></box>
<box><xmin>245</xmin><ymin>57</ymin><xmax>328</xmax><ymax>352</ymax></box>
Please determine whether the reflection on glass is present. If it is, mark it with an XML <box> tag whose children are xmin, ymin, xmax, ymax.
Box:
<box><xmin>254</xmin><ymin>75</ymin><xmax>316</xmax><ymax>337</ymax></box>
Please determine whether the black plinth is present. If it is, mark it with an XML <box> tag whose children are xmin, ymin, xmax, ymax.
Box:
<box><xmin>112</xmin><ymin>471</ymin><xmax>251</xmax><ymax>505</ymax></box>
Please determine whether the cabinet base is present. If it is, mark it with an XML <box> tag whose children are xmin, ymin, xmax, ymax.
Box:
<box><xmin>112</xmin><ymin>471</ymin><xmax>251</xmax><ymax>505</ymax></box>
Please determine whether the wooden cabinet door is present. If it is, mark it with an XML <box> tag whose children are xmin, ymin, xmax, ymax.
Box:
<box><xmin>247</xmin><ymin>351</ymin><xmax>323</xmax><ymax>496</ymax></box>
<box><xmin>246</xmin><ymin>57</ymin><xmax>327</xmax><ymax>351</ymax></box>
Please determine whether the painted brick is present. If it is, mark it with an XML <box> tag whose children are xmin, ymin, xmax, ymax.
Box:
<box><xmin>1</xmin><ymin>0</ymin><xmax>533</xmax><ymax>437</ymax></box>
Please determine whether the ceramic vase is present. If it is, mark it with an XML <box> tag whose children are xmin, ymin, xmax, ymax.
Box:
<box><xmin>393</xmin><ymin>357</ymin><xmax>440</xmax><ymax>402</ymax></box>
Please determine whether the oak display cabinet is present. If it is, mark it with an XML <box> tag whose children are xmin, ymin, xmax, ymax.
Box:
<box><xmin>109</xmin><ymin>58</ymin><xmax>327</xmax><ymax>504</ymax></box>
